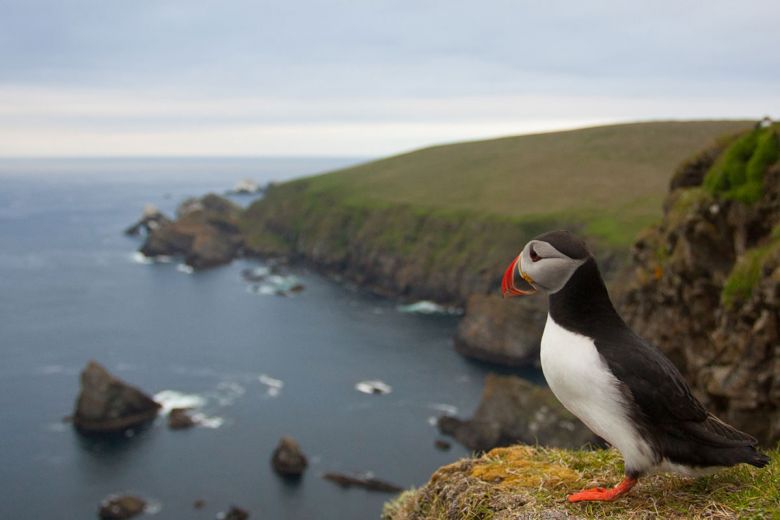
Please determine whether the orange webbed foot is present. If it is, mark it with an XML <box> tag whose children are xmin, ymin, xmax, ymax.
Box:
<box><xmin>567</xmin><ymin>476</ymin><xmax>637</xmax><ymax>503</ymax></box>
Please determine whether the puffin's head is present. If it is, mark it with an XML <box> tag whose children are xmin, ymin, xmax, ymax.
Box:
<box><xmin>501</xmin><ymin>230</ymin><xmax>591</xmax><ymax>297</ymax></box>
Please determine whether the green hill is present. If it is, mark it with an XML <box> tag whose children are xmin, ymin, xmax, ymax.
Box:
<box><xmin>291</xmin><ymin>120</ymin><xmax>751</xmax><ymax>245</ymax></box>
<box><xmin>241</xmin><ymin>120</ymin><xmax>753</xmax><ymax>304</ymax></box>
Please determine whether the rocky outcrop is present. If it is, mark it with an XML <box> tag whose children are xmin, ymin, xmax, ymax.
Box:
<box><xmin>140</xmin><ymin>194</ymin><xmax>243</xmax><ymax>270</ymax></box>
<box><xmin>124</xmin><ymin>204</ymin><xmax>171</xmax><ymax>236</ymax></box>
<box><xmin>167</xmin><ymin>408</ymin><xmax>196</xmax><ymax>430</ymax></box>
<box><xmin>98</xmin><ymin>495</ymin><xmax>146</xmax><ymax>519</ymax></box>
<box><xmin>271</xmin><ymin>436</ymin><xmax>308</xmax><ymax>477</ymax></box>
<box><xmin>454</xmin><ymin>295</ymin><xmax>546</xmax><ymax>366</ymax></box>
<box><xmin>620</xmin><ymin>125</ymin><xmax>780</xmax><ymax>445</ymax></box>
<box><xmin>73</xmin><ymin>361</ymin><xmax>161</xmax><ymax>434</ymax></box>
<box><xmin>323</xmin><ymin>472</ymin><xmax>403</xmax><ymax>493</ymax></box>
<box><xmin>438</xmin><ymin>374</ymin><xmax>598</xmax><ymax>451</ymax></box>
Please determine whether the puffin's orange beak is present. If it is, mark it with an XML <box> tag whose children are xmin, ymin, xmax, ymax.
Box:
<box><xmin>501</xmin><ymin>256</ymin><xmax>537</xmax><ymax>298</ymax></box>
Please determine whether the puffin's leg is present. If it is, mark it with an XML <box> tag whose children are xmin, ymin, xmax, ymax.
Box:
<box><xmin>567</xmin><ymin>476</ymin><xmax>637</xmax><ymax>503</ymax></box>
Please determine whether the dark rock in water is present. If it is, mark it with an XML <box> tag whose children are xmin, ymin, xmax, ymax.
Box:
<box><xmin>218</xmin><ymin>506</ymin><xmax>249</xmax><ymax>520</ymax></box>
<box><xmin>98</xmin><ymin>495</ymin><xmax>146</xmax><ymax>519</ymax></box>
<box><xmin>124</xmin><ymin>204</ymin><xmax>171</xmax><ymax>236</ymax></box>
<box><xmin>323</xmin><ymin>472</ymin><xmax>403</xmax><ymax>493</ymax></box>
<box><xmin>73</xmin><ymin>361</ymin><xmax>161</xmax><ymax>434</ymax></box>
<box><xmin>437</xmin><ymin>374</ymin><xmax>598</xmax><ymax>452</ymax></box>
<box><xmin>139</xmin><ymin>194</ymin><xmax>243</xmax><ymax>270</ymax></box>
<box><xmin>271</xmin><ymin>436</ymin><xmax>308</xmax><ymax>477</ymax></box>
<box><xmin>434</xmin><ymin>439</ymin><xmax>451</xmax><ymax>451</ymax></box>
<box><xmin>454</xmin><ymin>294</ymin><xmax>546</xmax><ymax>366</ymax></box>
<box><xmin>193</xmin><ymin>499</ymin><xmax>206</xmax><ymax>509</ymax></box>
<box><xmin>168</xmin><ymin>408</ymin><xmax>196</xmax><ymax>430</ymax></box>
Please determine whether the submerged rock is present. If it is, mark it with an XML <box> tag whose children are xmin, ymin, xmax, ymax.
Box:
<box><xmin>434</xmin><ymin>439</ymin><xmax>451</xmax><ymax>451</ymax></box>
<box><xmin>98</xmin><ymin>494</ymin><xmax>146</xmax><ymax>519</ymax></box>
<box><xmin>454</xmin><ymin>294</ymin><xmax>546</xmax><ymax>366</ymax></box>
<box><xmin>323</xmin><ymin>472</ymin><xmax>403</xmax><ymax>493</ymax></box>
<box><xmin>271</xmin><ymin>436</ymin><xmax>308</xmax><ymax>477</ymax></box>
<box><xmin>218</xmin><ymin>506</ymin><xmax>249</xmax><ymax>520</ymax></box>
<box><xmin>167</xmin><ymin>408</ymin><xmax>196</xmax><ymax>430</ymax></box>
<box><xmin>139</xmin><ymin>194</ymin><xmax>243</xmax><ymax>270</ymax></box>
<box><xmin>437</xmin><ymin>374</ymin><xmax>597</xmax><ymax>452</ymax></box>
<box><xmin>73</xmin><ymin>361</ymin><xmax>161</xmax><ymax>434</ymax></box>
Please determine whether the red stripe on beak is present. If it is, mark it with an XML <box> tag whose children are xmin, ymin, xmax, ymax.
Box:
<box><xmin>501</xmin><ymin>256</ymin><xmax>519</xmax><ymax>297</ymax></box>
<box><xmin>501</xmin><ymin>255</ymin><xmax>536</xmax><ymax>297</ymax></box>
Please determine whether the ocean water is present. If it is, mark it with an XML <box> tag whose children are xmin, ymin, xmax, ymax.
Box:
<box><xmin>0</xmin><ymin>158</ymin><xmax>534</xmax><ymax>519</ymax></box>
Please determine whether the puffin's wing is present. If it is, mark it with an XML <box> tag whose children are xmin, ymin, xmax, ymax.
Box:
<box><xmin>596</xmin><ymin>330</ymin><xmax>759</xmax><ymax>447</ymax></box>
<box><xmin>594</xmin><ymin>329</ymin><xmax>708</xmax><ymax>424</ymax></box>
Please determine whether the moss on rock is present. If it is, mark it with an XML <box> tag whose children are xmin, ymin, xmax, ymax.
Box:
<box><xmin>383</xmin><ymin>445</ymin><xmax>780</xmax><ymax>520</ymax></box>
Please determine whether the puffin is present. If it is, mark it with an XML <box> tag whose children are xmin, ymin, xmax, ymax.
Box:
<box><xmin>501</xmin><ymin>230</ymin><xmax>769</xmax><ymax>503</ymax></box>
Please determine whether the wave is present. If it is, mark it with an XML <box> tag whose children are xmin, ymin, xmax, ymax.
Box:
<box><xmin>396</xmin><ymin>300</ymin><xmax>463</xmax><ymax>315</ymax></box>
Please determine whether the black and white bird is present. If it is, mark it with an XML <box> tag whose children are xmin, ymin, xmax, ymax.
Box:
<box><xmin>501</xmin><ymin>230</ymin><xmax>769</xmax><ymax>502</ymax></box>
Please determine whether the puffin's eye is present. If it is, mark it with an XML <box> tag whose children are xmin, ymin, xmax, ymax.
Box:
<box><xmin>530</xmin><ymin>246</ymin><xmax>541</xmax><ymax>262</ymax></box>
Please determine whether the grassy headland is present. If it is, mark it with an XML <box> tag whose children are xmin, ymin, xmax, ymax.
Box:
<box><xmin>241</xmin><ymin>121</ymin><xmax>751</xmax><ymax>303</ymax></box>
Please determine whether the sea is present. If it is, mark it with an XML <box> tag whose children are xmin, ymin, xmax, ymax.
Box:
<box><xmin>0</xmin><ymin>158</ymin><xmax>536</xmax><ymax>519</ymax></box>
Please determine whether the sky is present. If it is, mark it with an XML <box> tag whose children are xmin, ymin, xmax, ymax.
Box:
<box><xmin>1</xmin><ymin>0</ymin><xmax>778</xmax><ymax>157</ymax></box>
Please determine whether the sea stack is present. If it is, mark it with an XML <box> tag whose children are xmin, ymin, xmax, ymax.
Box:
<box><xmin>73</xmin><ymin>361</ymin><xmax>161</xmax><ymax>434</ymax></box>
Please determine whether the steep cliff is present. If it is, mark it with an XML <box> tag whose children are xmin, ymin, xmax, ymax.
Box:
<box><xmin>620</xmin><ymin>123</ymin><xmax>780</xmax><ymax>445</ymax></box>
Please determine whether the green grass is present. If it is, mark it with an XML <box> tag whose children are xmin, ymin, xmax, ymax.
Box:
<box><xmin>721</xmin><ymin>227</ymin><xmax>780</xmax><ymax>308</ymax></box>
<box><xmin>383</xmin><ymin>445</ymin><xmax>780</xmax><ymax>519</ymax></box>
<box><xmin>704</xmin><ymin>125</ymin><xmax>780</xmax><ymax>203</ymax></box>
<box><xmin>293</xmin><ymin>121</ymin><xmax>751</xmax><ymax>247</ymax></box>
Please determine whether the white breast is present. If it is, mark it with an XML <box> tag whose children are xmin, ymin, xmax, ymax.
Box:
<box><xmin>540</xmin><ymin>314</ymin><xmax>655</xmax><ymax>473</ymax></box>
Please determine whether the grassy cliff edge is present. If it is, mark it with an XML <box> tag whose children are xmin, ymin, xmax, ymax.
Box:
<box><xmin>382</xmin><ymin>445</ymin><xmax>779</xmax><ymax>520</ymax></box>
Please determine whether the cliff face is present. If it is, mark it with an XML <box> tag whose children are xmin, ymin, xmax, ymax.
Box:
<box><xmin>620</xmin><ymin>124</ymin><xmax>780</xmax><ymax>445</ymax></box>
<box><xmin>241</xmin><ymin>183</ymin><xmax>558</xmax><ymax>305</ymax></box>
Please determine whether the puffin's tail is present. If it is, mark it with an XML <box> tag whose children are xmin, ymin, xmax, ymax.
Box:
<box><xmin>679</xmin><ymin>414</ymin><xmax>770</xmax><ymax>468</ymax></box>
<box><xmin>746</xmin><ymin>448</ymin><xmax>770</xmax><ymax>468</ymax></box>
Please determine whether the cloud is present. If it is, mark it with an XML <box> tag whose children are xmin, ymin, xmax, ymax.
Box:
<box><xmin>1</xmin><ymin>85</ymin><xmax>776</xmax><ymax>156</ymax></box>
<box><xmin>0</xmin><ymin>1</ymin><xmax>778</xmax><ymax>155</ymax></box>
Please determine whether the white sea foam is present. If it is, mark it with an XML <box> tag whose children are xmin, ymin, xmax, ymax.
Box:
<box><xmin>258</xmin><ymin>374</ymin><xmax>284</xmax><ymax>397</ymax></box>
<box><xmin>153</xmin><ymin>389</ymin><xmax>225</xmax><ymax>428</ymax></box>
<box><xmin>191</xmin><ymin>413</ymin><xmax>225</xmax><ymax>429</ymax></box>
<box><xmin>355</xmin><ymin>379</ymin><xmax>392</xmax><ymax>395</ymax></box>
<box><xmin>211</xmin><ymin>381</ymin><xmax>245</xmax><ymax>406</ymax></box>
<box><xmin>246</xmin><ymin>274</ymin><xmax>303</xmax><ymax>296</ymax></box>
<box><xmin>396</xmin><ymin>301</ymin><xmax>463</xmax><ymax>315</ymax></box>
<box><xmin>428</xmin><ymin>403</ymin><xmax>458</xmax><ymax>416</ymax></box>
<box><xmin>132</xmin><ymin>252</ymin><xmax>153</xmax><ymax>264</ymax></box>
<box><xmin>153</xmin><ymin>390</ymin><xmax>207</xmax><ymax>414</ymax></box>
<box><xmin>176</xmin><ymin>263</ymin><xmax>194</xmax><ymax>274</ymax></box>
<box><xmin>132</xmin><ymin>252</ymin><xmax>174</xmax><ymax>265</ymax></box>
<box><xmin>144</xmin><ymin>499</ymin><xmax>163</xmax><ymax>515</ymax></box>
